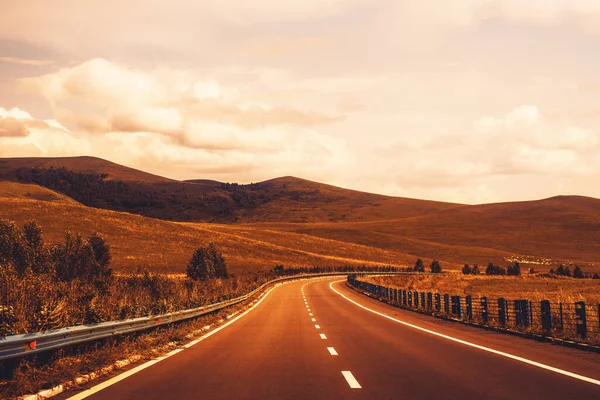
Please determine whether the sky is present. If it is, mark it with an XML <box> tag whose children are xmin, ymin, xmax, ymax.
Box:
<box><xmin>0</xmin><ymin>0</ymin><xmax>599</xmax><ymax>204</ymax></box>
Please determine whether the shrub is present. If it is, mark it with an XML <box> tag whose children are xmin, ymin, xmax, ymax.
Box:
<box><xmin>471</xmin><ymin>264</ymin><xmax>480</xmax><ymax>275</ymax></box>
<box><xmin>186</xmin><ymin>243</ymin><xmax>228</xmax><ymax>281</ymax></box>
<box><xmin>413</xmin><ymin>258</ymin><xmax>425</xmax><ymax>273</ymax></box>
<box><xmin>430</xmin><ymin>260</ymin><xmax>442</xmax><ymax>273</ymax></box>
<box><xmin>462</xmin><ymin>264</ymin><xmax>471</xmax><ymax>275</ymax></box>
<box><xmin>507</xmin><ymin>262</ymin><xmax>521</xmax><ymax>276</ymax></box>
<box><xmin>573</xmin><ymin>265</ymin><xmax>584</xmax><ymax>279</ymax></box>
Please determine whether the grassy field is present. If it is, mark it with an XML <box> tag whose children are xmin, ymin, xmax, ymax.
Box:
<box><xmin>0</xmin><ymin>182</ymin><xmax>418</xmax><ymax>274</ymax></box>
<box><xmin>363</xmin><ymin>274</ymin><xmax>600</xmax><ymax>304</ymax></box>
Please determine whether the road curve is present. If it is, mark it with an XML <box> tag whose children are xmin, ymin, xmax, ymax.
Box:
<box><xmin>65</xmin><ymin>277</ymin><xmax>600</xmax><ymax>400</ymax></box>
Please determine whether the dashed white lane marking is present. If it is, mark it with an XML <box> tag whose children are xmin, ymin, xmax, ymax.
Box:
<box><xmin>307</xmin><ymin>309</ymin><xmax>311</xmax><ymax>312</ymax></box>
<box><xmin>327</xmin><ymin>347</ymin><xmax>338</xmax><ymax>355</ymax></box>
<box><xmin>330</xmin><ymin>280</ymin><xmax>600</xmax><ymax>387</ymax></box>
<box><xmin>320</xmin><ymin>333</ymin><xmax>327</xmax><ymax>339</ymax></box>
<box><xmin>309</xmin><ymin>313</ymin><xmax>313</xmax><ymax>316</ymax></box>
<box><xmin>311</xmin><ymin>318</ymin><xmax>316</xmax><ymax>322</ymax></box>
<box><xmin>315</xmin><ymin>325</ymin><xmax>321</xmax><ymax>329</ymax></box>
<box><xmin>342</xmin><ymin>371</ymin><xmax>362</xmax><ymax>389</ymax></box>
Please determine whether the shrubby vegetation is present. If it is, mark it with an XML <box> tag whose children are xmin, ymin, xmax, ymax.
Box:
<box><xmin>271</xmin><ymin>264</ymin><xmax>406</xmax><ymax>275</ymax></box>
<box><xmin>0</xmin><ymin>219</ymin><xmax>266</xmax><ymax>335</ymax></box>
<box><xmin>549</xmin><ymin>264</ymin><xmax>590</xmax><ymax>279</ymax></box>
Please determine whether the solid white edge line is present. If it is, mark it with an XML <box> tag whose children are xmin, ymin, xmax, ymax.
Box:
<box><xmin>341</xmin><ymin>371</ymin><xmax>361</xmax><ymax>388</ymax></box>
<box><xmin>67</xmin><ymin>283</ymin><xmax>285</xmax><ymax>400</ymax></box>
<box><xmin>329</xmin><ymin>280</ymin><xmax>600</xmax><ymax>387</ymax></box>
<box><xmin>327</xmin><ymin>347</ymin><xmax>338</xmax><ymax>355</ymax></box>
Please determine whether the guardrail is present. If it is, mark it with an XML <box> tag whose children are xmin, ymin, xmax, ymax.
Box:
<box><xmin>0</xmin><ymin>271</ymin><xmax>409</xmax><ymax>361</ymax></box>
<box><xmin>347</xmin><ymin>275</ymin><xmax>600</xmax><ymax>348</ymax></box>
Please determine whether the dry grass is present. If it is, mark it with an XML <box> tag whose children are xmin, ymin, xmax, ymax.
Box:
<box><xmin>364</xmin><ymin>274</ymin><xmax>600</xmax><ymax>304</ymax></box>
<box><xmin>0</xmin><ymin>194</ymin><xmax>412</xmax><ymax>275</ymax></box>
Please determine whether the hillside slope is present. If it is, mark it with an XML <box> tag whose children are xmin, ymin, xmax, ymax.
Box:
<box><xmin>0</xmin><ymin>157</ymin><xmax>460</xmax><ymax>223</ymax></box>
<box><xmin>258</xmin><ymin>195</ymin><xmax>600</xmax><ymax>267</ymax></box>
<box><xmin>0</xmin><ymin>185</ymin><xmax>417</xmax><ymax>274</ymax></box>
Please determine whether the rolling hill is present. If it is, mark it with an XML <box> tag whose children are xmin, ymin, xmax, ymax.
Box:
<box><xmin>0</xmin><ymin>156</ymin><xmax>459</xmax><ymax>223</ymax></box>
<box><xmin>0</xmin><ymin>156</ymin><xmax>598</xmax><ymax>273</ymax></box>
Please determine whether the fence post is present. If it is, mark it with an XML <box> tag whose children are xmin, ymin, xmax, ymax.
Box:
<box><xmin>541</xmin><ymin>300</ymin><xmax>552</xmax><ymax>333</ymax></box>
<box><xmin>559</xmin><ymin>302</ymin><xmax>564</xmax><ymax>331</ymax></box>
<box><xmin>443</xmin><ymin>294</ymin><xmax>450</xmax><ymax>314</ymax></box>
<box><xmin>481</xmin><ymin>297</ymin><xmax>488</xmax><ymax>324</ymax></box>
<box><xmin>427</xmin><ymin>292</ymin><xmax>433</xmax><ymax>310</ymax></box>
<box><xmin>575</xmin><ymin>301</ymin><xmax>587</xmax><ymax>339</ymax></box>
<box><xmin>421</xmin><ymin>292</ymin><xmax>426</xmax><ymax>309</ymax></box>
<box><xmin>435</xmin><ymin>293</ymin><xmax>441</xmax><ymax>312</ymax></box>
<box><xmin>408</xmin><ymin>291</ymin><xmax>412</xmax><ymax>307</ymax></box>
<box><xmin>466</xmin><ymin>295</ymin><xmax>473</xmax><ymax>320</ymax></box>
<box><xmin>414</xmin><ymin>291</ymin><xmax>419</xmax><ymax>308</ymax></box>
<box><xmin>403</xmin><ymin>290</ymin><xmax>407</xmax><ymax>306</ymax></box>
<box><xmin>498</xmin><ymin>298</ymin><xmax>507</xmax><ymax>327</ymax></box>
<box><xmin>451</xmin><ymin>296</ymin><xmax>462</xmax><ymax>318</ymax></box>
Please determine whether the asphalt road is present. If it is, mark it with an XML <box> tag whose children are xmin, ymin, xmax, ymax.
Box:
<box><xmin>69</xmin><ymin>277</ymin><xmax>600</xmax><ymax>399</ymax></box>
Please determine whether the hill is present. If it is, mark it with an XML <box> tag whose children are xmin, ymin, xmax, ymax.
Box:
<box><xmin>0</xmin><ymin>157</ymin><xmax>459</xmax><ymax>223</ymax></box>
<box><xmin>0</xmin><ymin>182</ymin><xmax>418</xmax><ymax>274</ymax></box>
<box><xmin>256</xmin><ymin>195</ymin><xmax>600</xmax><ymax>268</ymax></box>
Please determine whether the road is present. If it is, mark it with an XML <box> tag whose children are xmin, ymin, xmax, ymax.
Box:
<box><xmin>67</xmin><ymin>277</ymin><xmax>600</xmax><ymax>399</ymax></box>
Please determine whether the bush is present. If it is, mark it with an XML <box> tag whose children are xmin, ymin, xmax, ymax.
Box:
<box><xmin>462</xmin><ymin>264</ymin><xmax>471</xmax><ymax>275</ymax></box>
<box><xmin>413</xmin><ymin>258</ymin><xmax>425</xmax><ymax>273</ymax></box>
<box><xmin>471</xmin><ymin>264</ymin><xmax>480</xmax><ymax>275</ymax></box>
<box><xmin>486</xmin><ymin>262</ymin><xmax>506</xmax><ymax>276</ymax></box>
<box><xmin>507</xmin><ymin>262</ymin><xmax>521</xmax><ymax>276</ymax></box>
<box><xmin>430</xmin><ymin>260</ymin><xmax>442</xmax><ymax>273</ymax></box>
<box><xmin>573</xmin><ymin>265</ymin><xmax>584</xmax><ymax>279</ymax></box>
<box><xmin>187</xmin><ymin>243</ymin><xmax>228</xmax><ymax>281</ymax></box>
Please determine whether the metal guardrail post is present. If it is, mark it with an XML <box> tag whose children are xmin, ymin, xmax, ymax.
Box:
<box><xmin>498</xmin><ymin>298</ymin><xmax>507</xmax><ymax>327</ymax></box>
<box><xmin>481</xmin><ymin>297</ymin><xmax>488</xmax><ymax>324</ymax></box>
<box><xmin>443</xmin><ymin>294</ymin><xmax>450</xmax><ymax>314</ymax></box>
<box><xmin>427</xmin><ymin>292</ymin><xmax>433</xmax><ymax>310</ymax></box>
<box><xmin>575</xmin><ymin>301</ymin><xmax>587</xmax><ymax>338</ymax></box>
<box><xmin>435</xmin><ymin>293</ymin><xmax>441</xmax><ymax>312</ymax></box>
<box><xmin>408</xmin><ymin>291</ymin><xmax>413</xmax><ymax>307</ymax></box>
<box><xmin>402</xmin><ymin>290</ymin><xmax>407</xmax><ymax>306</ymax></box>
<box><xmin>420</xmin><ymin>292</ymin><xmax>425</xmax><ymax>309</ymax></box>
<box><xmin>541</xmin><ymin>300</ymin><xmax>552</xmax><ymax>333</ymax></box>
<box><xmin>466</xmin><ymin>295</ymin><xmax>472</xmax><ymax>320</ymax></box>
<box><xmin>414</xmin><ymin>291</ymin><xmax>419</xmax><ymax>308</ymax></box>
<box><xmin>559</xmin><ymin>302</ymin><xmax>564</xmax><ymax>331</ymax></box>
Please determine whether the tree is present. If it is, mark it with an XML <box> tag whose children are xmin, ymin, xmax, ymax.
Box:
<box><xmin>413</xmin><ymin>258</ymin><xmax>425</xmax><ymax>273</ymax></box>
<box><xmin>430</xmin><ymin>259</ymin><xmax>442</xmax><ymax>273</ymax></box>
<box><xmin>87</xmin><ymin>232</ymin><xmax>113</xmax><ymax>290</ymax></box>
<box><xmin>486</xmin><ymin>262</ymin><xmax>496</xmax><ymax>275</ymax></box>
<box><xmin>573</xmin><ymin>265</ymin><xmax>584</xmax><ymax>279</ymax></box>
<box><xmin>462</xmin><ymin>264</ymin><xmax>471</xmax><ymax>275</ymax></box>
<box><xmin>563</xmin><ymin>266</ymin><xmax>571</xmax><ymax>277</ymax></box>
<box><xmin>22</xmin><ymin>221</ymin><xmax>50</xmax><ymax>274</ymax></box>
<box><xmin>187</xmin><ymin>247</ymin><xmax>213</xmax><ymax>281</ymax></box>
<box><xmin>186</xmin><ymin>243</ymin><xmax>227</xmax><ymax>280</ymax></box>
<box><xmin>207</xmin><ymin>242</ymin><xmax>228</xmax><ymax>278</ymax></box>
<box><xmin>471</xmin><ymin>264</ymin><xmax>480</xmax><ymax>275</ymax></box>
<box><xmin>592</xmin><ymin>273</ymin><xmax>600</xmax><ymax>280</ymax></box>
<box><xmin>272</xmin><ymin>264</ymin><xmax>285</xmax><ymax>274</ymax></box>
<box><xmin>507</xmin><ymin>262</ymin><xmax>521</xmax><ymax>276</ymax></box>
<box><xmin>556</xmin><ymin>265</ymin><xmax>565</xmax><ymax>276</ymax></box>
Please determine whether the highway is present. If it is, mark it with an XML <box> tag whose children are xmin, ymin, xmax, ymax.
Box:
<box><xmin>66</xmin><ymin>277</ymin><xmax>600</xmax><ymax>399</ymax></box>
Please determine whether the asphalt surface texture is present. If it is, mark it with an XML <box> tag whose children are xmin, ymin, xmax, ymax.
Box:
<box><xmin>66</xmin><ymin>277</ymin><xmax>600</xmax><ymax>400</ymax></box>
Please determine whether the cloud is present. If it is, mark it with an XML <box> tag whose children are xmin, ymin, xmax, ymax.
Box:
<box><xmin>0</xmin><ymin>56</ymin><xmax>54</xmax><ymax>66</ymax></box>
<box><xmin>0</xmin><ymin>117</ymin><xmax>30</xmax><ymax>137</ymax></box>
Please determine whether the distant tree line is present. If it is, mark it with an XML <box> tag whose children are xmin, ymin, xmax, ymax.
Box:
<box><xmin>271</xmin><ymin>264</ymin><xmax>407</xmax><ymax>276</ymax></box>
